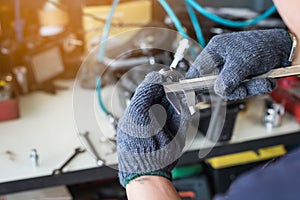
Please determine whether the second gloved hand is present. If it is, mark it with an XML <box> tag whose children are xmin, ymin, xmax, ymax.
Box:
<box><xmin>186</xmin><ymin>29</ymin><xmax>293</xmax><ymax>100</ymax></box>
<box><xmin>117</xmin><ymin>72</ymin><xmax>191</xmax><ymax>188</ymax></box>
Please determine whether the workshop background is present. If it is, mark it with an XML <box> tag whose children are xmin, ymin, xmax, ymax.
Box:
<box><xmin>0</xmin><ymin>0</ymin><xmax>300</xmax><ymax>199</ymax></box>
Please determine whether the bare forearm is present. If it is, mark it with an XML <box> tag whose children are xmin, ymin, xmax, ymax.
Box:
<box><xmin>126</xmin><ymin>176</ymin><xmax>181</xmax><ymax>200</ymax></box>
<box><xmin>273</xmin><ymin>0</ymin><xmax>300</xmax><ymax>64</ymax></box>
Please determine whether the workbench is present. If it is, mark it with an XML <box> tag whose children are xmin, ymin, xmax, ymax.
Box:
<box><xmin>1</xmin><ymin>79</ymin><xmax>300</xmax><ymax>195</ymax></box>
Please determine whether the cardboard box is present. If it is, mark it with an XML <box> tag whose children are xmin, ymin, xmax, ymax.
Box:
<box><xmin>83</xmin><ymin>0</ymin><xmax>152</xmax><ymax>50</ymax></box>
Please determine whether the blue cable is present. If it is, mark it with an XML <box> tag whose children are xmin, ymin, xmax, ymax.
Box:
<box><xmin>96</xmin><ymin>76</ymin><xmax>109</xmax><ymax>115</ymax></box>
<box><xmin>95</xmin><ymin>0</ymin><xmax>276</xmax><ymax>115</ymax></box>
<box><xmin>97</xmin><ymin>0</ymin><xmax>120</xmax><ymax>62</ymax></box>
<box><xmin>157</xmin><ymin>0</ymin><xmax>189</xmax><ymax>39</ymax></box>
<box><xmin>186</xmin><ymin>0</ymin><xmax>276</xmax><ymax>28</ymax></box>
<box><xmin>185</xmin><ymin>0</ymin><xmax>206</xmax><ymax>47</ymax></box>
<box><xmin>159</xmin><ymin>0</ymin><xmax>276</xmax><ymax>48</ymax></box>
<box><xmin>96</xmin><ymin>0</ymin><xmax>119</xmax><ymax>113</ymax></box>
<box><xmin>158</xmin><ymin>0</ymin><xmax>199</xmax><ymax>58</ymax></box>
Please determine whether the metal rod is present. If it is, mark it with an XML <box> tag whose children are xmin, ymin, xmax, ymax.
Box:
<box><xmin>52</xmin><ymin>147</ymin><xmax>85</xmax><ymax>175</ymax></box>
<box><xmin>80</xmin><ymin>132</ymin><xmax>105</xmax><ymax>166</ymax></box>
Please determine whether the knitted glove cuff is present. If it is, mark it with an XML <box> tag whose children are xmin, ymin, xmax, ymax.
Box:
<box><xmin>120</xmin><ymin>170</ymin><xmax>172</xmax><ymax>188</ymax></box>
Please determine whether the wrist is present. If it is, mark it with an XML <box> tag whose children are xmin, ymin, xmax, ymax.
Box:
<box><xmin>120</xmin><ymin>170</ymin><xmax>172</xmax><ymax>188</ymax></box>
<box><xmin>126</xmin><ymin>176</ymin><xmax>181</xmax><ymax>200</ymax></box>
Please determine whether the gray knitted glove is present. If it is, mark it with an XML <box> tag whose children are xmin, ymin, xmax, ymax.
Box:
<box><xmin>117</xmin><ymin>72</ymin><xmax>191</xmax><ymax>187</ymax></box>
<box><xmin>186</xmin><ymin>29</ymin><xmax>292</xmax><ymax>100</ymax></box>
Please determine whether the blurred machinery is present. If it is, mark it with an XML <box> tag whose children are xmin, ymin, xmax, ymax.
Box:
<box><xmin>78</xmin><ymin>0</ymin><xmax>288</xmax><ymax>143</ymax></box>
<box><xmin>0</xmin><ymin>0</ymin><xmax>291</xmax><ymax>142</ymax></box>
<box><xmin>0</xmin><ymin>0</ymin><xmax>286</xmax><ymax>93</ymax></box>
<box><xmin>0</xmin><ymin>0</ymin><xmax>84</xmax><ymax>93</ymax></box>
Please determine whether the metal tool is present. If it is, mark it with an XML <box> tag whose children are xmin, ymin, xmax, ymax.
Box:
<box><xmin>80</xmin><ymin>132</ymin><xmax>105</xmax><ymax>166</ymax></box>
<box><xmin>263</xmin><ymin>99</ymin><xmax>285</xmax><ymax>130</ymax></box>
<box><xmin>170</xmin><ymin>38</ymin><xmax>190</xmax><ymax>69</ymax></box>
<box><xmin>164</xmin><ymin>65</ymin><xmax>300</xmax><ymax>93</ymax></box>
<box><xmin>12</xmin><ymin>66</ymin><xmax>28</xmax><ymax>94</ymax></box>
<box><xmin>163</xmin><ymin>65</ymin><xmax>300</xmax><ymax>114</ymax></box>
<box><xmin>30</xmin><ymin>149</ymin><xmax>39</xmax><ymax>168</ymax></box>
<box><xmin>52</xmin><ymin>147</ymin><xmax>85</xmax><ymax>175</ymax></box>
<box><xmin>205</xmin><ymin>97</ymin><xmax>224</xmax><ymax>142</ymax></box>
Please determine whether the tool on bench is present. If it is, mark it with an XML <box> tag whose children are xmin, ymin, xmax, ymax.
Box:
<box><xmin>30</xmin><ymin>149</ymin><xmax>39</xmax><ymax>168</ymax></box>
<box><xmin>163</xmin><ymin>65</ymin><xmax>300</xmax><ymax>115</ymax></box>
<box><xmin>80</xmin><ymin>131</ymin><xmax>105</xmax><ymax>166</ymax></box>
<box><xmin>52</xmin><ymin>147</ymin><xmax>86</xmax><ymax>175</ymax></box>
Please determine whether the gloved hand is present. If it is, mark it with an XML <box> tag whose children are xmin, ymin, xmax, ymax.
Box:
<box><xmin>117</xmin><ymin>72</ymin><xmax>191</xmax><ymax>188</ymax></box>
<box><xmin>186</xmin><ymin>29</ymin><xmax>293</xmax><ymax>100</ymax></box>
